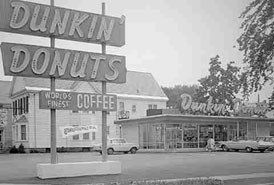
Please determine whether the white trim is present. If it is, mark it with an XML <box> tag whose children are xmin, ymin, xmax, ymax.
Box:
<box><xmin>25</xmin><ymin>87</ymin><xmax>71</xmax><ymax>92</ymax></box>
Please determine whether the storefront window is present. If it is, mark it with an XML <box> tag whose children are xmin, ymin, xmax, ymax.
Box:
<box><xmin>184</xmin><ymin>123</ymin><xmax>198</xmax><ymax>148</ymax></box>
<box><xmin>248</xmin><ymin>122</ymin><xmax>256</xmax><ymax>140</ymax></box>
<box><xmin>239</xmin><ymin>122</ymin><xmax>247</xmax><ymax>140</ymax></box>
<box><xmin>270</xmin><ymin>123</ymin><xmax>274</xmax><ymax>136</ymax></box>
<box><xmin>199</xmin><ymin>124</ymin><xmax>213</xmax><ymax>148</ymax></box>
<box><xmin>139</xmin><ymin>123</ymin><xmax>164</xmax><ymax>149</ymax></box>
<box><xmin>166</xmin><ymin>124</ymin><xmax>182</xmax><ymax>150</ymax></box>
<box><xmin>227</xmin><ymin>124</ymin><xmax>237</xmax><ymax>141</ymax></box>
<box><xmin>214</xmin><ymin>124</ymin><xmax>228</xmax><ymax>142</ymax></box>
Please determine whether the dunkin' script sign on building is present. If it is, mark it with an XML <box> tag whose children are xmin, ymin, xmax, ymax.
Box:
<box><xmin>180</xmin><ymin>94</ymin><xmax>268</xmax><ymax>116</ymax></box>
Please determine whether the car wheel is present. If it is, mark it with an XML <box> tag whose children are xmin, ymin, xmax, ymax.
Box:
<box><xmin>246</xmin><ymin>147</ymin><xmax>253</xmax><ymax>153</ymax></box>
<box><xmin>234</xmin><ymin>149</ymin><xmax>239</xmax><ymax>152</ymax></box>
<box><xmin>99</xmin><ymin>151</ymin><xmax>102</xmax><ymax>155</ymax></box>
<box><xmin>130</xmin><ymin>147</ymin><xmax>137</xmax><ymax>154</ymax></box>
<box><xmin>124</xmin><ymin>151</ymin><xmax>128</xmax><ymax>154</ymax></box>
<box><xmin>259</xmin><ymin>149</ymin><xmax>265</xmax><ymax>153</ymax></box>
<box><xmin>107</xmin><ymin>148</ymin><xmax>114</xmax><ymax>155</ymax></box>
<box><xmin>222</xmin><ymin>145</ymin><xmax>229</xmax><ymax>152</ymax></box>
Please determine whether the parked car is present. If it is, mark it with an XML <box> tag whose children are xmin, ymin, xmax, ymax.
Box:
<box><xmin>256</xmin><ymin>136</ymin><xmax>274</xmax><ymax>151</ymax></box>
<box><xmin>218</xmin><ymin>138</ymin><xmax>270</xmax><ymax>153</ymax></box>
<box><xmin>93</xmin><ymin>138</ymin><xmax>139</xmax><ymax>155</ymax></box>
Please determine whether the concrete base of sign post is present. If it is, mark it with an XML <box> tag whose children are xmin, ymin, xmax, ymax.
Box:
<box><xmin>37</xmin><ymin>161</ymin><xmax>121</xmax><ymax>179</ymax></box>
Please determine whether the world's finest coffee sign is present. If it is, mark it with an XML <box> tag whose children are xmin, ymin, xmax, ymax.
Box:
<box><xmin>39</xmin><ymin>91</ymin><xmax>117</xmax><ymax>111</ymax></box>
<box><xmin>1</xmin><ymin>42</ymin><xmax>126</xmax><ymax>83</ymax></box>
<box><xmin>0</xmin><ymin>0</ymin><xmax>125</xmax><ymax>47</ymax></box>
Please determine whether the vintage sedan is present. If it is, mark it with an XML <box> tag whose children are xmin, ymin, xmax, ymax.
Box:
<box><xmin>93</xmin><ymin>138</ymin><xmax>139</xmax><ymax>155</ymax></box>
<box><xmin>256</xmin><ymin>136</ymin><xmax>274</xmax><ymax>151</ymax></box>
<box><xmin>219</xmin><ymin>139</ymin><xmax>270</xmax><ymax>153</ymax></box>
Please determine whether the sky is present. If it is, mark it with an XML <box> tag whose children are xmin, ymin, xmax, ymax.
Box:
<box><xmin>0</xmin><ymin>0</ymin><xmax>272</xmax><ymax>102</ymax></box>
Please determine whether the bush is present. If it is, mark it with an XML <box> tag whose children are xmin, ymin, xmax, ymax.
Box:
<box><xmin>9</xmin><ymin>145</ymin><xmax>18</xmax><ymax>153</ymax></box>
<box><xmin>18</xmin><ymin>143</ymin><xmax>25</xmax><ymax>153</ymax></box>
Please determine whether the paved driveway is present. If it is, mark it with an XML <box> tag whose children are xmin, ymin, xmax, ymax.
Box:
<box><xmin>0</xmin><ymin>151</ymin><xmax>274</xmax><ymax>184</ymax></box>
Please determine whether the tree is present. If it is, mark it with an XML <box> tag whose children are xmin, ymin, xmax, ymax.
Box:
<box><xmin>237</xmin><ymin>0</ymin><xmax>274</xmax><ymax>94</ymax></box>
<box><xmin>194</xmin><ymin>55</ymin><xmax>242</xmax><ymax>107</ymax></box>
<box><xmin>162</xmin><ymin>85</ymin><xmax>198</xmax><ymax>109</ymax></box>
<box><xmin>268</xmin><ymin>91</ymin><xmax>274</xmax><ymax>111</ymax></box>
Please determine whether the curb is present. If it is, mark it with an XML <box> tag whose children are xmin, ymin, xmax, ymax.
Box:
<box><xmin>1</xmin><ymin>173</ymin><xmax>274</xmax><ymax>185</ymax></box>
<box><xmin>211</xmin><ymin>172</ymin><xmax>274</xmax><ymax>180</ymax></box>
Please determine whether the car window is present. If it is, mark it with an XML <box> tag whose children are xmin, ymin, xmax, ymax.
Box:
<box><xmin>119</xmin><ymin>139</ymin><xmax>126</xmax><ymax>143</ymax></box>
<box><xmin>111</xmin><ymin>139</ymin><xmax>119</xmax><ymax>144</ymax></box>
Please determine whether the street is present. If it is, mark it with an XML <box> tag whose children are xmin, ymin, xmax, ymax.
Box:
<box><xmin>0</xmin><ymin>151</ymin><xmax>274</xmax><ymax>184</ymax></box>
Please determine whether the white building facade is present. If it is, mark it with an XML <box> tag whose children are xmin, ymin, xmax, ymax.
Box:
<box><xmin>10</xmin><ymin>71</ymin><xmax>168</xmax><ymax>152</ymax></box>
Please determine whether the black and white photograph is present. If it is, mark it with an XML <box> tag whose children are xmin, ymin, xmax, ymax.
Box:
<box><xmin>0</xmin><ymin>0</ymin><xmax>274</xmax><ymax>184</ymax></box>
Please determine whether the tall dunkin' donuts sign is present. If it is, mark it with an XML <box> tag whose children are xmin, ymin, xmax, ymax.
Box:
<box><xmin>0</xmin><ymin>0</ymin><xmax>126</xmax><ymax>83</ymax></box>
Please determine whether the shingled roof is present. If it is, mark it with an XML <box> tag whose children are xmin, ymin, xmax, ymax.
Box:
<box><xmin>0</xmin><ymin>80</ymin><xmax>12</xmax><ymax>104</ymax></box>
<box><xmin>12</xmin><ymin>71</ymin><xmax>167</xmax><ymax>99</ymax></box>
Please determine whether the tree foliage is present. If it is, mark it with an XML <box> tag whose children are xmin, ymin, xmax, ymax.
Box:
<box><xmin>194</xmin><ymin>55</ymin><xmax>242</xmax><ymax>106</ymax></box>
<box><xmin>268</xmin><ymin>91</ymin><xmax>274</xmax><ymax>111</ymax></box>
<box><xmin>237</xmin><ymin>0</ymin><xmax>274</xmax><ymax>93</ymax></box>
<box><xmin>162</xmin><ymin>84</ymin><xmax>198</xmax><ymax>109</ymax></box>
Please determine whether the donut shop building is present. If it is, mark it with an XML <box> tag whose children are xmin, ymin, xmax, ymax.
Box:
<box><xmin>115</xmin><ymin>94</ymin><xmax>274</xmax><ymax>151</ymax></box>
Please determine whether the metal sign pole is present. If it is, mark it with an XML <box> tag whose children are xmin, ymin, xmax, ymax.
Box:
<box><xmin>101</xmin><ymin>2</ymin><xmax>107</xmax><ymax>162</ymax></box>
<box><xmin>50</xmin><ymin>0</ymin><xmax>57</xmax><ymax>164</ymax></box>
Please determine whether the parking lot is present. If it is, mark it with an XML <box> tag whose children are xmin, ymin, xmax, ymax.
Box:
<box><xmin>0</xmin><ymin>151</ymin><xmax>274</xmax><ymax>184</ymax></box>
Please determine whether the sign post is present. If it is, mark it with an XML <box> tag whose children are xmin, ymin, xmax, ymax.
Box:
<box><xmin>50</xmin><ymin>0</ymin><xmax>57</xmax><ymax>165</ymax></box>
<box><xmin>101</xmin><ymin>2</ymin><xmax>107</xmax><ymax>162</ymax></box>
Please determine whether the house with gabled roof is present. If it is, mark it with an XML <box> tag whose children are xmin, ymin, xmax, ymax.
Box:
<box><xmin>9</xmin><ymin>71</ymin><xmax>168</xmax><ymax>152</ymax></box>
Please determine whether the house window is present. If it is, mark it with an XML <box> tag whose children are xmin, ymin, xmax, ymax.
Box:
<box><xmin>26</xmin><ymin>96</ymin><xmax>29</xmax><ymax>113</ymax></box>
<box><xmin>83</xmin><ymin>133</ymin><xmax>90</xmax><ymax>140</ymax></box>
<box><xmin>132</xmin><ymin>105</ymin><xmax>136</xmax><ymax>113</ymax></box>
<box><xmin>73</xmin><ymin>135</ymin><xmax>79</xmax><ymax>140</ymax></box>
<box><xmin>72</xmin><ymin>110</ymin><xmax>79</xmax><ymax>113</ymax></box>
<box><xmin>82</xmin><ymin>110</ymin><xmax>89</xmax><ymax>114</ymax></box>
<box><xmin>12</xmin><ymin>101</ymin><xmax>15</xmax><ymax>115</ymax></box>
<box><xmin>0</xmin><ymin>130</ymin><xmax>2</xmax><ymax>142</ymax></box>
<box><xmin>92</xmin><ymin>132</ymin><xmax>96</xmax><ymax>140</ymax></box>
<box><xmin>16</xmin><ymin>125</ymin><xmax>18</xmax><ymax>140</ymax></box>
<box><xmin>23</xmin><ymin>97</ymin><xmax>26</xmax><ymax>113</ymax></box>
<box><xmin>18</xmin><ymin>99</ymin><xmax>21</xmax><ymax>115</ymax></box>
<box><xmin>21</xmin><ymin>125</ymin><xmax>26</xmax><ymax>140</ymax></box>
<box><xmin>148</xmin><ymin>104</ymin><xmax>157</xmax><ymax>110</ymax></box>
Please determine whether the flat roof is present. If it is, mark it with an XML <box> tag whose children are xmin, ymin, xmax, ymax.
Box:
<box><xmin>114</xmin><ymin>114</ymin><xmax>274</xmax><ymax>125</ymax></box>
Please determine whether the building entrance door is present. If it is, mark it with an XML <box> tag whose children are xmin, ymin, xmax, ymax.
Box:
<box><xmin>166</xmin><ymin>125</ymin><xmax>182</xmax><ymax>150</ymax></box>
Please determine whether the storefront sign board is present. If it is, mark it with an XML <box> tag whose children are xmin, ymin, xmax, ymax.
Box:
<box><xmin>0</xmin><ymin>0</ymin><xmax>125</xmax><ymax>47</ymax></box>
<box><xmin>180</xmin><ymin>93</ymin><xmax>268</xmax><ymax>117</ymax></box>
<box><xmin>39</xmin><ymin>91</ymin><xmax>117</xmax><ymax>111</ymax></box>
<box><xmin>1</xmin><ymin>42</ymin><xmax>126</xmax><ymax>83</ymax></box>
<box><xmin>60</xmin><ymin>125</ymin><xmax>98</xmax><ymax>138</ymax></box>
